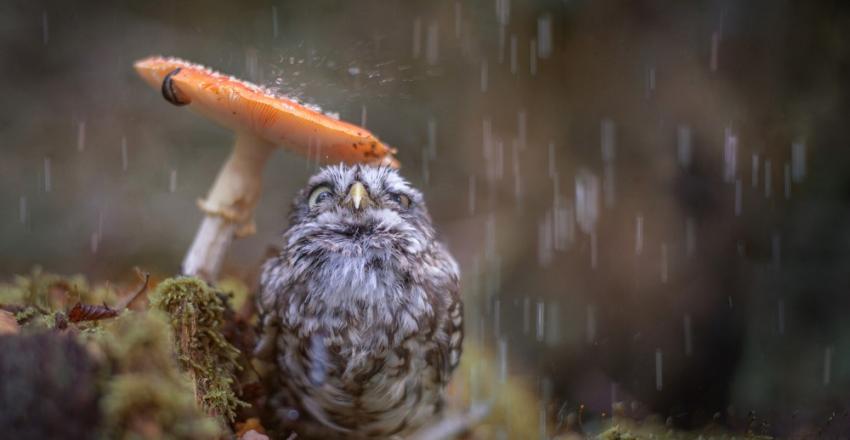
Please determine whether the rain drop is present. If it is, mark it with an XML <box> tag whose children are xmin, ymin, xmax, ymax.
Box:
<box><xmin>536</xmin><ymin>301</ymin><xmax>545</xmax><ymax>342</ymax></box>
<box><xmin>734</xmin><ymin>178</ymin><xmax>742</xmax><ymax>216</ymax></box>
<box><xmin>537</xmin><ymin>13</ymin><xmax>553</xmax><ymax>58</ymax></box>
<box><xmin>635</xmin><ymin>214</ymin><xmax>644</xmax><ymax>255</ymax></box>
<box><xmin>784</xmin><ymin>162</ymin><xmax>791</xmax><ymax>199</ymax></box>
<box><xmin>586</xmin><ymin>304</ymin><xmax>597</xmax><ymax>344</ymax></box>
<box><xmin>412</xmin><ymin>18</ymin><xmax>422</xmax><ymax>59</ymax></box>
<box><xmin>496</xmin><ymin>0</ymin><xmax>510</xmax><ymax>25</ymax></box>
<box><xmin>480</xmin><ymin>60</ymin><xmax>489</xmax><ymax>92</ymax></box>
<box><xmin>426</xmin><ymin>22</ymin><xmax>439</xmax><ymax>65</ymax></box>
<box><xmin>271</xmin><ymin>6</ymin><xmax>278</xmax><ymax>38</ymax></box>
<box><xmin>685</xmin><ymin>217</ymin><xmax>696</xmax><ymax>256</ymax></box>
<box><xmin>677</xmin><ymin>125</ymin><xmax>692</xmax><ymax>167</ymax></box>
<box><xmin>42</xmin><ymin>11</ymin><xmax>49</xmax><ymax>45</ymax></box>
<box><xmin>517</xmin><ymin>109</ymin><xmax>527</xmax><ymax>150</ymax></box>
<box><xmin>575</xmin><ymin>169</ymin><xmax>600</xmax><ymax>234</ymax></box>
<box><xmin>169</xmin><ymin>169</ymin><xmax>178</xmax><ymax>193</ymax></box>
<box><xmin>823</xmin><ymin>346</ymin><xmax>833</xmax><ymax>386</ymax></box>
<box><xmin>764</xmin><ymin>159</ymin><xmax>772</xmax><ymax>198</ymax></box>
<box><xmin>121</xmin><ymin>136</ymin><xmax>128</xmax><ymax>172</ymax></box>
<box><xmin>43</xmin><ymin>157</ymin><xmax>52</xmax><ymax>193</ymax></box>
<box><xmin>522</xmin><ymin>297</ymin><xmax>531</xmax><ymax>335</ymax></box>
<box><xmin>427</xmin><ymin>118</ymin><xmax>437</xmax><ymax>159</ymax></box>
<box><xmin>723</xmin><ymin>127</ymin><xmax>737</xmax><ymax>182</ymax></box>
<box><xmin>360</xmin><ymin>105</ymin><xmax>367</xmax><ymax>128</ymax></box>
<box><xmin>77</xmin><ymin>121</ymin><xmax>86</xmax><ymax>152</ymax></box>
<box><xmin>791</xmin><ymin>140</ymin><xmax>806</xmax><ymax>182</ymax></box>
<box><xmin>529</xmin><ymin>40</ymin><xmax>538</xmax><ymax>75</ymax></box>
<box><xmin>454</xmin><ymin>2</ymin><xmax>462</xmax><ymax>39</ymax></box>
<box><xmin>751</xmin><ymin>153</ymin><xmax>760</xmax><ymax>188</ymax></box>
<box><xmin>90</xmin><ymin>231</ymin><xmax>99</xmax><ymax>254</ymax></box>
<box><xmin>710</xmin><ymin>31</ymin><xmax>720</xmax><ymax>72</ymax></box>
<box><xmin>468</xmin><ymin>175</ymin><xmax>476</xmax><ymax>215</ymax></box>
<box><xmin>509</xmin><ymin>35</ymin><xmax>518</xmax><ymax>75</ymax></box>
<box><xmin>18</xmin><ymin>196</ymin><xmax>27</xmax><ymax>225</ymax></box>
<box><xmin>498</xmin><ymin>338</ymin><xmax>508</xmax><ymax>382</ymax></box>
<box><xmin>590</xmin><ymin>230</ymin><xmax>598</xmax><ymax>269</ymax></box>
<box><xmin>655</xmin><ymin>349</ymin><xmax>664</xmax><ymax>391</ymax></box>
<box><xmin>538</xmin><ymin>212</ymin><xmax>553</xmax><ymax>266</ymax></box>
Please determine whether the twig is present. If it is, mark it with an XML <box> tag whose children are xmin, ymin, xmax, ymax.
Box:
<box><xmin>407</xmin><ymin>403</ymin><xmax>492</xmax><ymax>440</ymax></box>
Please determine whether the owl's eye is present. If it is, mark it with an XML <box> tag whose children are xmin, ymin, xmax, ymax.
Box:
<box><xmin>308</xmin><ymin>185</ymin><xmax>334</xmax><ymax>208</ymax></box>
<box><xmin>390</xmin><ymin>193</ymin><xmax>411</xmax><ymax>208</ymax></box>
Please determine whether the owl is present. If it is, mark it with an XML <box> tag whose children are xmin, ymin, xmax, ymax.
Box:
<box><xmin>256</xmin><ymin>164</ymin><xmax>462</xmax><ymax>439</ymax></box>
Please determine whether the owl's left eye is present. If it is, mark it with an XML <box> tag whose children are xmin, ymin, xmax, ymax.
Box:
<box><xmin>389</xmin><ymin>193</ymin><xmax>411</xmax><ymax>208</ymax></box>
<box><xmin>308</xmin><ymin>186</ymin><xmax>334</xmax><ymax>208</ymax></box>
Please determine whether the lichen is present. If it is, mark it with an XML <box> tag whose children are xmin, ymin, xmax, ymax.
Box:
<box><xmin>149</xmin><ymin>276</ymin><xmax>248</xmax><ymax>422</ymax></box>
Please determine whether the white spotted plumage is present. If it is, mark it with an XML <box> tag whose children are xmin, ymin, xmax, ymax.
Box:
<box><xmin>257</xmin><ymin>165</ymin><xmax>462</xmax><ymax>438</ymax></box>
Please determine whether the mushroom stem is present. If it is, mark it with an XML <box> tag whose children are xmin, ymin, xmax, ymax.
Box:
<box><xmin>182</xmin><ymin>134</ymin><xmax>274</xmax><ymax>280</ymax></box>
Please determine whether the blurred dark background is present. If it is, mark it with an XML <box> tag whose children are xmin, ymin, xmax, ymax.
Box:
<box><xmin>2</xmin><ymin>0</ymin><xmax>850</xmax><ymax>436</ymax></box>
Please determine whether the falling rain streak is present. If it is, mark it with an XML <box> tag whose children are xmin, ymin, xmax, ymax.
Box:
<box><xmin>823</xmin><ymin>347</ymin><xmax>833</xmax><ymax>385</ymax></box>
<box><xmin>121</xmin><ymin>136</ymin><xmax>128</xmax><ymax>171</ymax></box>
<box><xmin>19</xmin><ymin>196</ymin><xmax>27</xmax><ymax>224</ymax></box>
<box><xmin>655</xmin><ymin>349</ymin><xmax>663</xmax><ymax>391</ymax></box>
<box><xmin>42</xmin><ymin>11</ymin><xmax>49</xmax><ymax>45</ymax></box>
<box><xmin>169</xmin><ymin>169</ymin><xmax>178</xmax><ymax>193</ymax></box>
<box><xmin>77</xmin><ymin>121</ymin><xmax>86</xmax><ymax>152</ymax></box>
<box><xmin>43</xmin><ymin>157</ymin><xmax>52</xmax><ymax>192</ymax></box>
<box><xmin>536</xmin><ymin>301</ymin><xmax>545</xmax><ymax>342</ymax></box>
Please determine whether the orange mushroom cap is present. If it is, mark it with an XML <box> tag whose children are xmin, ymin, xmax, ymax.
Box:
<box><xmin>134</xmin><ymin>56</ymin><xmax>399</xmax><ymax>168</ymax></box>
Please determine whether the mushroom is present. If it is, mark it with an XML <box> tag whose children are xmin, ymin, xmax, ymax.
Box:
<box><xmin>134</xmin><ymin>56</ymin><xmax>399</xmax><ymax>280</ymax></box>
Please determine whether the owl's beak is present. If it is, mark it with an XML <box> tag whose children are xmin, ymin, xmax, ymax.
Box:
<box><xmin>347</xmin><ymin>181</ymin><xmax>373</xmax><ymax>210</ymax></box>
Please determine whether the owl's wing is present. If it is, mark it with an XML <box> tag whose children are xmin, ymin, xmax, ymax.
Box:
<box><xmin>431</xmin><ymin>243</ymin><xmax>463</xmax><ymax>376</ymax></box>
<box><xmin>254</xmin><ymin>254</ymin><xmax>293</xmax><ymax>361</ymax></box>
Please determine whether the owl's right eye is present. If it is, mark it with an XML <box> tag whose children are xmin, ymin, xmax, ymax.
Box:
<box><xmin>308</xmin><ymin>186</ymin><xmax>334</xmax><ymax>207</ymax></box>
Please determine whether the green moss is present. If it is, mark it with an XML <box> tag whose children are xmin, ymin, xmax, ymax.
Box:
<box><xmin>149</xmin><ymin>276</ymin><xmax>248</xmax><ymax>422</ymax></box>
<box><xmin>96</xmin><ymin>311</ymin><xmax>222</xmax><ymax>439</ymax></box>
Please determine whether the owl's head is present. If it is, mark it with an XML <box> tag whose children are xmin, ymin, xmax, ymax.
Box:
<box><xmin>284</xmin><ymin>164</ymin><xmax>436</xmax><ymax>257</ymax></box>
